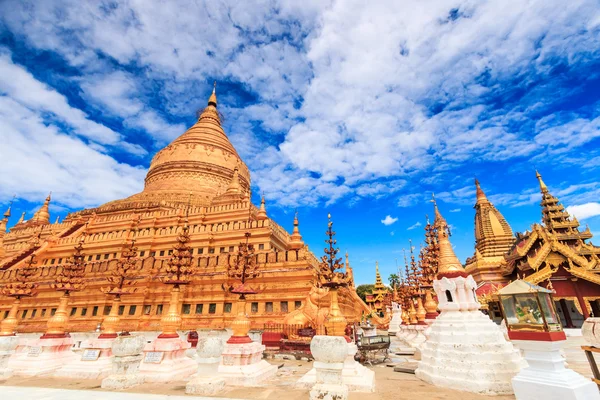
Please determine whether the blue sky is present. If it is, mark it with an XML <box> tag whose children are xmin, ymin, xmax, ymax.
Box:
<box><xmin>1</xmin><ymin>1</ymin><xmax>600</xmax><ymax>286</ymax></box>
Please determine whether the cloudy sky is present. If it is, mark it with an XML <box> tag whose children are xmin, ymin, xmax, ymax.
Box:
<box><xmin>1</xmin><ymin>0</ymin><xmax>599</xmax><ymax>285</ymax></box>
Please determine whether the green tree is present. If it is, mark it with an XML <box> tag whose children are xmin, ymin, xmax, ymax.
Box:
<box><xmin>356</xmin><ymin>284</ymin><xmax>375</xmax><ymax>302</ymax></box>
<box><xmin>388</xmin><ymin>273</ymin><xmax>399</xmax><ymax>288</ymax></box>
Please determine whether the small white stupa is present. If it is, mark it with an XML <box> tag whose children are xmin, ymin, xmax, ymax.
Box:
<box><xmin>415</xmin><ymin>199</ymin><xmax>522</xmax><ymax>395</ymax></box>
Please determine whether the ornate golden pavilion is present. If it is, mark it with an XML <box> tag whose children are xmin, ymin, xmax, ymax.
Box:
<box><xmin>0</xmin><ymin>88</ymin><xmax>373</xmax><ymax>333</ymax></box>
<box><xmin>466</xmin><ymin>174</ymin><xmax>600</xmax><ymax>327</ymax></box>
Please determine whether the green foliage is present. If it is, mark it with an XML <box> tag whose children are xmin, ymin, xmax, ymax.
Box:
<box><xmin>388</xmin><ymin>273</ymin><xmax>399</xmax><ymax>288</ymax></box>
<box><xmin>356</xmin><ymin>284</ymin><xmax>375</xmax><ymax>302</ymax></box>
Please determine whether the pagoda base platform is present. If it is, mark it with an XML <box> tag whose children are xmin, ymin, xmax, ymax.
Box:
<box><xmin>138</xmin><ymin>337</ymin><xmax>196</xmax><ymax>382</ymax></box>
<box><xmin>54</xmin><ymin>337</ymin><xmax>113</xmax><ymax>379</ymax></box>
<box><xmin>415</xmin><ymin>310</ymin><xmax>522</xmax><ymax>395</ymax></box>
<box><xmin>217</xmin><ymin>341</ymin><xmax>277</xmax><ymax>386</ymax></box>
<box><xmin>396</xmin><ymin>325</ymin><xmax>427</xmax><ymax>349</ymax></box>
<box><xmin>511</xmin><ymin>340</ymin><xmax>600</xmax><ymax>400</ymax></box>
<box><xmin>297</xmin><ymin>342</ymin><xmax>375</xmax><ymax>392</ymax></box>
<box><xmin>10</xmin><ymin>336</ymin><xmax>76</xmax><ymax>377</ymax></box>
<box><xmin>0</xmin><ymin>336</ymin><xmax>19</xmax><ymax>381</ymax></box>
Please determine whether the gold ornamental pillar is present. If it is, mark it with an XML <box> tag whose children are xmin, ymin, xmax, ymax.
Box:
<box><xmin>0</xmin><ymin>298</ymin><xmax>21</xmax><ymax>336</ymax></box>
<box><xmin>42</xmin><ymin>293</ymin><xmax>71</xmax><ymax>338</ymax></box>
<box><xmin>416</xmin><ymin>296</ymin><xmax>427</xmax><ymax>324</ymax></box>
<box><xmin>158</xmin><ymin>286</ymin><xmax>183</xmax><ymax>339</ymax></box>
<box><xmin>228</xmin><ymin>297</ymin><xmax>253</xmax><ymax>344</ymax></box>
<box><xmin>325</xmin><ymin>288</ymin><xmax>348</xmax><ymax>337</ymax></box>
<box><xmin>99</xmin><ymin>297</ymin><xmax>121</xmax><ymax>339</ymax></box>
<box><xmin>424</xmin><ymin>289</ymin><xmax>439</xmax><ymax>319</ymax></box>
<box><xmin>408</xmin><ymin>300</ymin><xmax>418</xmax><ymax>325</ymax></box>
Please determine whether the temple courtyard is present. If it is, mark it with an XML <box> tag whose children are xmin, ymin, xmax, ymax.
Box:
<box><xmin>0</xmin><ymin>332</ymin><xmax>592</xmax><ymax>400</ymax></box>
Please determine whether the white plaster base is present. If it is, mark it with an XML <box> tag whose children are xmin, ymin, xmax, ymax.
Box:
<box><xmin>185</xmin><ymin>376</ymin><xmax>226</xmax><ymax>395</ymax></box>
<box><xmin>54</xmin><ymin>338</ymin><xmax>114</xmax><ymax>379</ymax></box>
<box><xmin>9</xmin><ymin>337</ymin><xmax>77</xmax><ymax>377</ymax></box>
<box><xmin>297</xmin><ymin>342</ymin><xmax>375</xmax><ymax>392</ymax></box>
<box><xmin>387</xmin><ymin>309</ymin><xmax>402</xmax><ymax>335</ymax></box>
<box><xmin>217</xmin><ymin>341</ymin><xmax>277</xmax><ymax>386</ymax></box>
<box><xmin>415</xmin><ymin>310</ymin><xmax>522</xmax><ymax>395</ymax></box>
<box><xmin>511</xmin><ymin>340</ymin><xmax>600</xmax><ymax>400</ymax></box>
<box><xmin>138</xmin><ymin>337</ymin><xmax>196</xmax><ymax>382</ymax></box>
<box><xmin>0</xmin><ymin>336</ymin><xmax>19</xmax><ymax>381</ymax></box>
<box><xmin>101</xmin><ymin>354</ymin><xmax>145</xmax><ymax>391</ymax></box>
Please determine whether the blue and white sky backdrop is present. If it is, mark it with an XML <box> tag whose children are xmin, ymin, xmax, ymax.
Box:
<box><xmin>1</xmin><ymin>1</ymin><xmax>600</xmax><ymax>285</ymax></box>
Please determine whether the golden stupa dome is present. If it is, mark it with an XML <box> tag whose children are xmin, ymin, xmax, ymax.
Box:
<box><xmin>114</xmin><ymin>85</ymin><xmax>251</xmax><ymax>207</ymax></box>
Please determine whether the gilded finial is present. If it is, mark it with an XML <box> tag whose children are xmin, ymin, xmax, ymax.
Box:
<box><xmin>17</xmin><ymin>211</ymin><xmax>25</xmax><ymax>224</ymax></box>
<box><xmin>3</xmin><ymin>195</ymin><xmax>15</xmax><ymax>219</ymax></box>
<box><xmin>475</xmin><ymin>178</ymin><xmax>489</xmax><ymax>203</ymax></box>
<box><xmin>208</xmin><ymin>81</ymin><xmax>217</xmax><ymax>106</ymax></box>
<box><xmin>535</xmin><ymin>170</ymin><xmax>548</xmax><ymax>193</ymax></box>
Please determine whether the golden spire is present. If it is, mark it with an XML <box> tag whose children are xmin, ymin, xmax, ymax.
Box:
<box><xmin>536</xmin><ymin>170</ymin><xmax>548</xmax><ymax>193</ymax></box>
<box><xmin>208</xmin><ymin>81</ymin><xmax>217</xmax><ymax>107</ymax></box>
<box><xmin>3</xmin><ymin>195</ymin><xmax>14</xmax><ymax>219</ymax></box>
<box><xmin>256</xmin><ymin>194</ymin><xmax>267</xmax><ymax>221</ymax></box>
<box><xmin>374</xmin><ymin>261</ymin><xmax>384</xmax><ymax>288</ymax></box>
<box><xmin>431</xmin><ymin>193</ymin><xmax>445</xmax><ymax>229</ymax></box>
<box><xmin>225</xmin><ymin>166</ymin><xmax>242</xmax><ymax>194</ymax></box>
<box><xmin>31</xmin><ymin>192</ymin><xmax>51</xmax><ymax>225</ymax></box>
<box><xmin>434</xmin><ymin>202</ymin><xmax>467</xmax><ymax>279</ymax></box>
<box><xmin>17</xmin><ymin>212</ymin><xmax>25</xmax><ymax>224</ymax></box>
<box><xmin>475</xmin><ymin>178</ymin><xmax>489</xmax><ymax>204</ymax></box>
<box><xmin>54</xmin><ymin>216</ymin><xmax>60</xmax><ymax>224</ymax></box>
<box><xmin>289</xmin><ymin>210</ymin><xmax>303</xmax><ymax>250</ymax></box>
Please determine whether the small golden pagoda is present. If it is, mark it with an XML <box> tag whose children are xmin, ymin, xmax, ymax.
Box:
<box><xmin>0</xmin><ymin>86</ymin><xmax>373</xmax><ymax>333</ymax></box>
<box><xmin>465</xmin><ymin>179</ymin><xmax>515</xmax><ymax>285</ymax></box>
<box><xmin>365</xmin><ymin>261</ymin><xmax>387</xmax><ymax>315</ymax></box>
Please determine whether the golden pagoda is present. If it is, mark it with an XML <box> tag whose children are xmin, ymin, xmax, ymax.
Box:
<box><xmin>464</xmin><ymin>179</ymin><xmax>515</xmax><ymax>318</ymax></box>
<box><xmin>0</xmin><ymin>87</ymin><xmax>372</xmax><ymax>333</ymax></box>
<box><xmin>365</xmin><ymin>261</ymin><xmax>387</xmax><ymax>315</ymax></box>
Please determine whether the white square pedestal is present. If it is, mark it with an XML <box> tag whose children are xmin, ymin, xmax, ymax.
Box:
<box><xmin>54</xmin><ymin>337</ymin><xmax>114</xmax><ymax>379</ymax></box>
<box><xmin>297</xmin><ymin>342</ymin><xmax>375</xmax><ymax>392</ymax></box>
<box><xmin>217</xmin><ymin>340</ymin><xmax>277</xmax><ymax>386</ymax></box>
<box><xmin>138</xmin><ymin>337</ymin><xmax>196</xmax><ymax>382</ymax></box>
<box><xmin>9</xmin><ymin>336</ymin><xmax>76</xmax><ymax>377</ymax></box>
<box><xmin>511</xmin><ymin>340</ymin><xmax>600</xmax><ymax>400</ymax></box>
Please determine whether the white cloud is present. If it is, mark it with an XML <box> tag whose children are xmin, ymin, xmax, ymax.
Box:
<box><xmin>0</xmin><ymin>51</ymin><xmax>145</xmax><ymax>154</ymax></box>
<box><xmin>567</xmin><ymin>203</ymin><xmax>600</xmax><ymax>220</ymax></box>
<box><xmin>381</xmin><ymin>215</ymin><xmax>398</xmax><ymax>226</ymax></box>
<box><xmin>1</xmin><ymin>1</ymin><xmax>599</xmax><ymax>206</ymax></box>
<box><xmin>0</xmin><ymin>96</ymin><xmax>145</xmax><ymax>207</ymax></box>
<box><xmin>407</xmin><ymin>221</ymin><xmax>422</xmax><ymax>230</ymax></box>
<box><xmin>450</xmin><ymin>208</ymin><xmax>461</xmax><ymax>212</ymax></box>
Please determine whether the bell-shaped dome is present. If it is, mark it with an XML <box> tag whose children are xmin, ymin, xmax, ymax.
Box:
<box><xmin>116</xmin><ymin>86</ymin><xmax>251</xmax><ymax>207</ymax></box>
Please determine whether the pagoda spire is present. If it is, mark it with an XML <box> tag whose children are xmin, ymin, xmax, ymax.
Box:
<box><xmin>289</xmin><ymin>211</ymin><xmax>304</xmax><ymax>250</ymax></box>
<box><xmin>536</xmin><ymin>170</ymin><xmax>548</xmax><ymax>193</ymax></box>
<box><xmin>208</xmin><ymin>81</ymin><xmax>217</xmax><ymax>107</ymax></box>
<box><xmin>17</xmin><ymin>212</ymin><xmax>25</xmax><ymax>224</ymax></box>
<box><xmin>256</xmin><ymin>194</ymin><xmax>267</xmax><ymax>221</ymax></box>
<box><xmin>535</xmin><ymin>171</ymin><xmax>582</xmax><ymax>236</ymax></box>
<box><xmin>31</xmin><ymin>193</ymin><xmax>51</xmax><ymax>225</ymax></box>
<box><xmin>225</xmin><ymin>166</ymin><xmax>242</xmax><ymax>194</ymax></box>
<box><xmin>433</xmin><ymin>202</ymin><xmax>466</xmax><ymax>279</ymax></box>
<box><xmin>197</xmin><ymin>81</ymin><xmax>221</xmax><ymax>124</ymax></box>
<box><xmin>471</xmin><ymin>178</ymin><xmax>513</xmax><ymax>258</ymax></box>
<box><xmin>375</xmin><ymin>261</ymin><xmax>383</xmax><ymax>287</ymax></box>
<box><xmin>475</xmin><ymin>178</ymin><xmax>489</xmax><ymax>204</ymax></box>
<box><xmin>3</xmin><ymin>196</ymin><xmax>14</xmax><ymax>219</ymax></box>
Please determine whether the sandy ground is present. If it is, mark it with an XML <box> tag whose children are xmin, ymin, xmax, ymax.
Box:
<box><xmin>1</xmin><ymin>335</ymin><xmax>594</xmax><ymax>400</ymax></box>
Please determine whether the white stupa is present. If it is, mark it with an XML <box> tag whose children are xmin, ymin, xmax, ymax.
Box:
<box><xmin>415</xmin><ymin>199</ymin><xmax>522</xmax><ymax>395</ymax></box>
